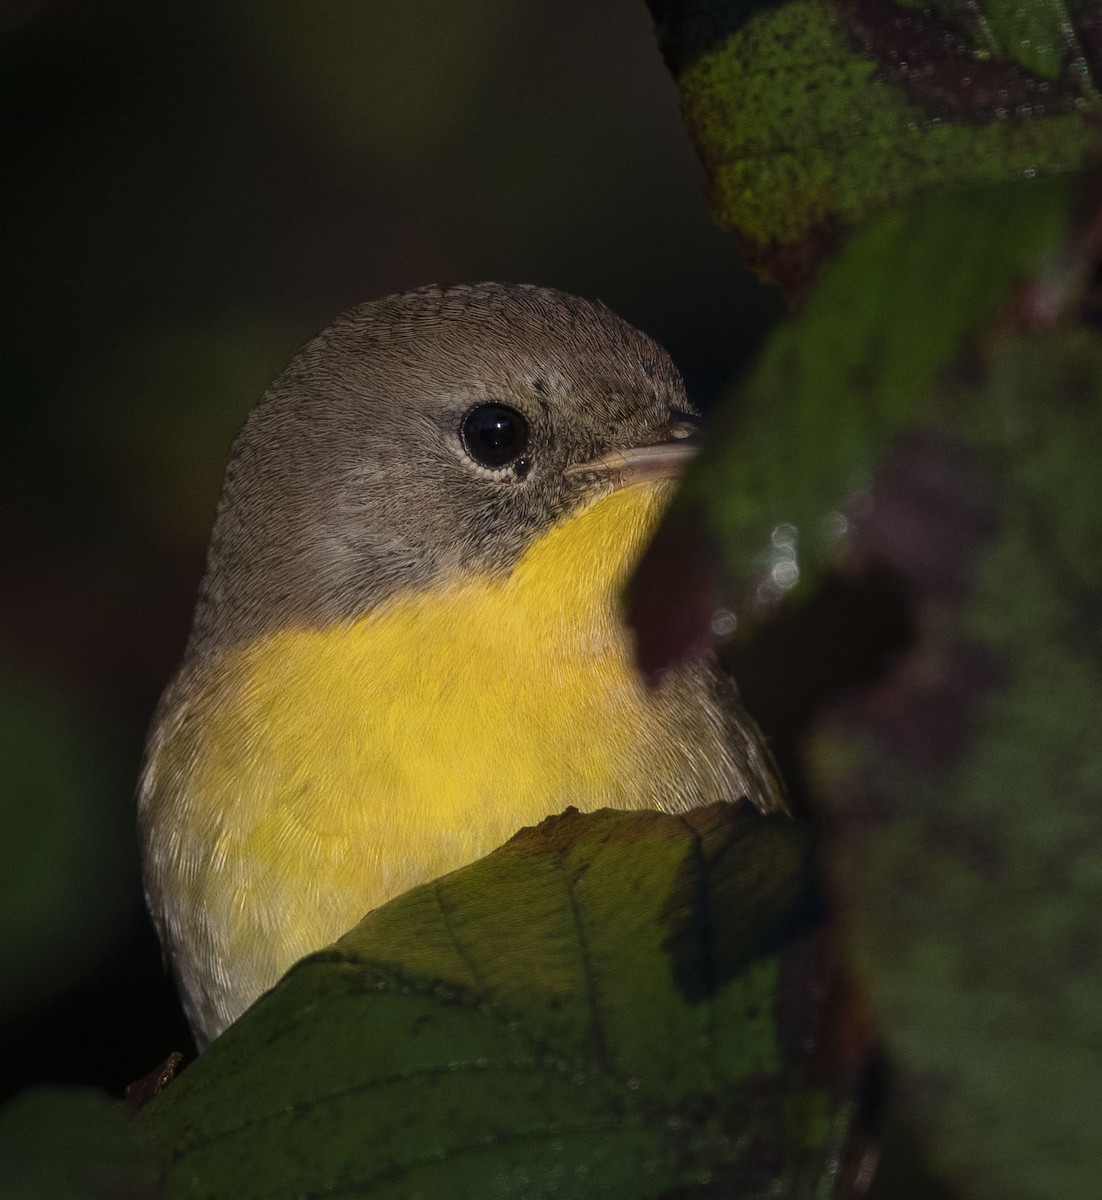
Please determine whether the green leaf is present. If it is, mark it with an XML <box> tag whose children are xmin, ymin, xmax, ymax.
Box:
<box><xmin>809</xmin><ymin>330</ymin><xmax>1102</xmax><ymax>1199</ymax></box>
<box><xmin>140</xmin><ymin>806</ymin><xmax>856</xmax><ymax>1199</ymax></box>
<box><xmin>980</xmin><ymin>0</ymin><xmax>1079</xmax><ymax>79</ymax></box>
<box><xmin>648</xmin><ymin>0</ymin><xmax>1101</xmax><ymax>289</ymax></box>
<box><xmin>628</xmin><ymin>175</ymin><xmax>1076</xmax><ymax>662</ymax></box>
<box><xmin>0</xmin><ymin>1088</ymin><xmax>158</xmax><ymax>1200</ymax></box>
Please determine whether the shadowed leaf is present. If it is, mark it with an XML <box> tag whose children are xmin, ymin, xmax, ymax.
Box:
<box><xmin>627</xmin><ymin>176</ymin><xmax>1076</xmax><ymax>667</ymax></box>
<box><xmin>140</xmin><ymin>805</ymin><xmax>863</xmax><ymax>1199</ymax></box>
<box><xmin>811</xmin><ymin>331</ymin><xmax>1102</xmax><ymax>1200</ymax></box>
<box><xmin>646</xmin><ymin>7</ymin><xmax>1102</xmax><ymax>1197</ymax></box>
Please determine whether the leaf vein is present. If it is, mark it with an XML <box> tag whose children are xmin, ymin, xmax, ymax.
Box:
<box><xmin>432</xmin><ymin>877</ymin><xmax>490</xmax><ymax>993</ymax></box>
<box><xmin>558</xmin><ymin>848</ymin><xmax>610</xmax><ymax>1067</ymax></box>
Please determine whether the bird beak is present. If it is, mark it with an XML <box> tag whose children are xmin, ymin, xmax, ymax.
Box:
<box><xmin>565</xmin><ymin>417</ymin><xmax>699</xmax><ymax>490</ymax></box>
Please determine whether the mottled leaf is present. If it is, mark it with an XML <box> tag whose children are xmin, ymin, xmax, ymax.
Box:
<box><xmin>140</xmin><ymin>806</ymin><xmax>861</xmax><ymax>1200</ymax></box>
<box><xmin>648</xmin><ymin>0</ymin><xmax>1101</xmax><ymax>290</ymax></box>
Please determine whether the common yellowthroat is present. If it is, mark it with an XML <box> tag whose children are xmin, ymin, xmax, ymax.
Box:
<box><xmin>138</xmin><ymin>283</ymin><xmax>780</xmax><ymax>1047</ymax></box>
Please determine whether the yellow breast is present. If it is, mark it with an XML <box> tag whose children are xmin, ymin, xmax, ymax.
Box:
<box><xmin>142</xmin><ymin>482</ymin><xmax>718</xmax><ymax>1039</ymax></box>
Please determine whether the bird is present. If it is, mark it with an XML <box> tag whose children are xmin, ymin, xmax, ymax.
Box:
<box><xmin>137</xmin><ymin>282</ymin><xmax>782</xmax><ymax>1047</ymax></box>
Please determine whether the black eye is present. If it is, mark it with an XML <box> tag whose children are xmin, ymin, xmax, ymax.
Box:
<box><xmin>460</xmin><ymin>404</ymin><xmax>529</xmax><ymax>469</ymax></box>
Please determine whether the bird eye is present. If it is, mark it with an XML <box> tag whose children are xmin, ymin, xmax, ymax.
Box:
<box><xmin>459</xmin><ymin>404</ymin><xmax>529</xmax><ymax>469</ymax></box>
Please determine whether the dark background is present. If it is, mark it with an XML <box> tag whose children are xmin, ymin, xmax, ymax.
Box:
<box><xmin>0</xmin><ymin>0</ymin><xmax>783</xmax><ymax>1100</ymax></box>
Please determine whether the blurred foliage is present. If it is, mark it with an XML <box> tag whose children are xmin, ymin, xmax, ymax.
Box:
<box><xmin>219</xmin><ymin>2</ymin><xmax>520</xmax><ymax>165</ymax></box>
<box><xmin>0</xmin><ymin>672</ymin><xmax>129</xmax><ymax>1020</ymax></box>
<box><xmin>678</xmin><ymin>176</ymin><xmax>1073</xmax><ymax>611</ymax></box>
<box><xmin>812</xmin><ymin>331</ymin><xmax>1102</xmax><ymax>1198</ymax></box>
<box><xmin>0</xmin><ymin>1087</ymin><xmax>157</xmax><ymax>1200</ymax></box>
<box><xmin>74</xmin><ymin>316</ymin><xmax>300</xmax><ymax>548</ymax></box>
<box><xmin>141</xmin><ymin>806</ymin><xmax>856</xmax><ymax>1200</ymax></box>
<box><xmin>635</xmin><ymin>1</ymin><xmax>1102</xmax><ymax>1198</ymax></box>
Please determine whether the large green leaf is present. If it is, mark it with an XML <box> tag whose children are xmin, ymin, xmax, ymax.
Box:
<box><xmin>648</xmin><ymin>0</ymin><xmax>1102</xmax><ymax>290</ymax></box>
<box><xmin>140</xmin><ymin>805</ymin><xmax>858</xmax><ymax>1199</ymax></box>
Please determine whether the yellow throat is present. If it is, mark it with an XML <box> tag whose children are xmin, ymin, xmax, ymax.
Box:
<box><xmin>142</xmin><ymin>481</ymin><xmax>725</xmax><ymax>1041</ymax></box>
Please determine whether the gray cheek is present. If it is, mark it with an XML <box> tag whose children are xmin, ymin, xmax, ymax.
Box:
<box><xmin>312</xmin><ymin>523</ymin><xmax>443</xmax><ymax>620</ymax></box>
<box><xmin>304</xmin><ymin>461</ymin><xmax>439</xmax><ymax>610</ymax></box>
<box><xmin>320</xmin><ymin>441</ymin><xmax>565</xmax><ymax>604</ymax></box>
